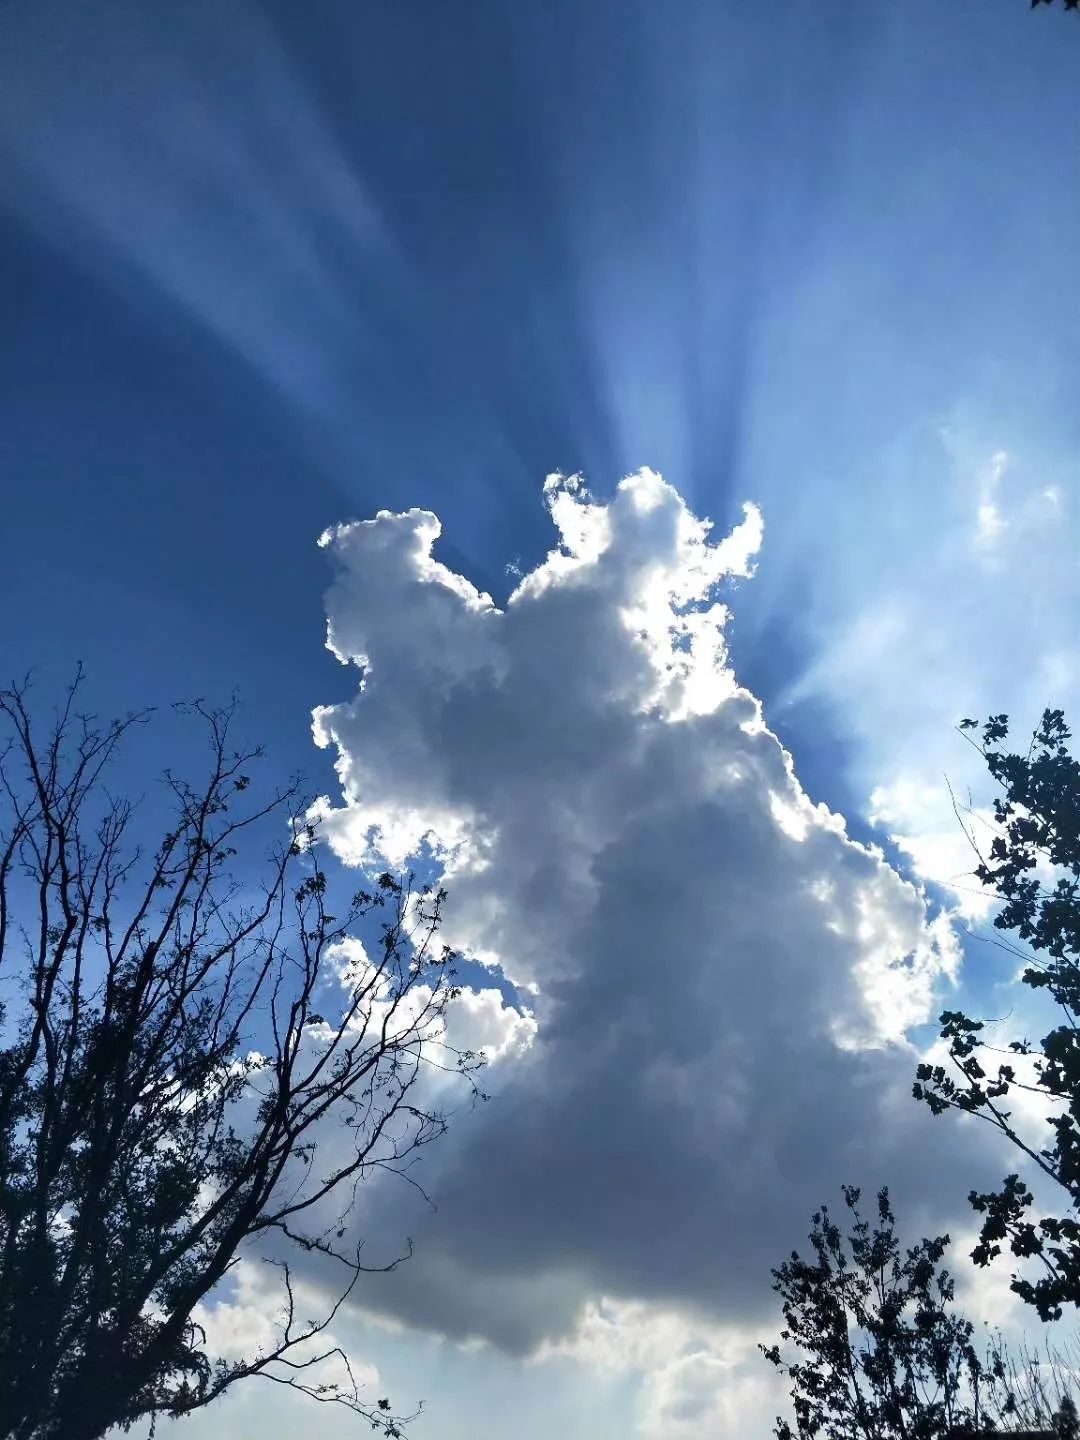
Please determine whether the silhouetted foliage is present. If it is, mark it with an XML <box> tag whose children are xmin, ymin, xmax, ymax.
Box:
<box><xmin>0</xmin><ymin>675</ymin><xmax>481</xmax><ymax>1440</ymax></box>
<box><xmin>1032</xmin><ymin>1</ymin><xmax>1079</xmax><ymax>12</ymax></box>
<box><xmin>914</xmin><ymin>710</ymin><xmax>1080</xmax><ymax>1322</ymax></box>
<box><xmin>762</xmin><ymin>1186</ymin><xmax>1077</xmax><ymax>1438</ymax></box>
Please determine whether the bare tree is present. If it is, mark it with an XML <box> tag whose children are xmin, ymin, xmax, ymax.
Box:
<box><xmin>0</xmin><ymin>675</ymin><xmax>481</xmax><ymax>1440</ymax></box>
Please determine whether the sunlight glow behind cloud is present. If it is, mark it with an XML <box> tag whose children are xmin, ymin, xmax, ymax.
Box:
<box><xmin>0</xmin><ymin>1</ymin><xmax>388</xmax><ymax>418</ymax></box>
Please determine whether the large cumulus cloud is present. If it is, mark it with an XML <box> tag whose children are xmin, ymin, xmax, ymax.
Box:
<box><xmin>307</xmin><ymin>469</ymin><xmax>999</xmax><ymax>1357</ymax></box>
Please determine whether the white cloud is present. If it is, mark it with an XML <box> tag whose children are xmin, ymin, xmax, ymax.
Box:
<box><xmin>975</xmin><ymin>449</ymin><xmax>1009</xmax><ymax>549</ymax></box>
<box><xmin>302</xmin><ymin>467</ymin><xmax>1002</xmax><ymax>1383</ymax></box>
<box><xmin>537</xmin><ymin>1298</ymin><xmax>784</xmax><ymax>1440</ymax></box>
<box><xmin>448</xmin><ymin>984</ymin><xmax>538</xmax><ymax>1062</ymax></box>
<box><xmin>638</xmin><ymin>1345</ymin><xmax>779</xmax><ymax>1440</ymax></box>
<box><xmin>193</xmin><ymin>1258</ymin><xmax>380</xmax><ymax>1392</ymax></box>
<box><xmin>787</xmin><ymin>435</ymin><xmax>1079</xmax><ymax>964</ymax></box>
<box><xmin>193</xmin><ymin>1263</ymin><xmax>283</xmax><ymax>1364</ymax></box>
<box><xmin>870</xmin><ymin>773</ymin><xmax>996</xmax><ymax>921</ymax></box>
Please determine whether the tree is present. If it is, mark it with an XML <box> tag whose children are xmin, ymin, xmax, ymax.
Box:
<box><xmin>762</xmin><ymin>1185</ymin><xmax>1076</xmax><ymax>1439</ymax></box>
<box><xmin>0</xmin><ymin>676</ymin><xmax>481</xmax><ymax>1440</ymax></box>
<box><xmin>914</xmin><ymin>710</ymin><xmax>1080</xmax><ymax>1322</ymax></box>
<box><xmin>1032</xmin><ymin>1</ymin><xmax>1079</xmax><ymax>13</ymax></box>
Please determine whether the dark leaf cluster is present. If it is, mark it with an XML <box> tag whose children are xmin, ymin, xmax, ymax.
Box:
<box><xmin>762</xmin><ymin>1187</ymin><xmax>998</xmax><ymax>1439</ymax></box>
<box><xmin>763</xmin><ymin>1187</ymin><xmax>1079</xmax><ymax>1438</ymax></box>
<box><xmin>915</xmin><ymin>712</ymin><xmax>1080</xmax><ymax>1320</ymax></box>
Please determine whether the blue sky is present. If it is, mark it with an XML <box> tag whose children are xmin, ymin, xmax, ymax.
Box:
<box><xmin>3</xmin><ymin>1</ymin><xmax>1080</xmax><ymax>1436</ymax></box>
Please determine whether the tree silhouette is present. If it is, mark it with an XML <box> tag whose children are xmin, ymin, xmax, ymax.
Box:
<box><xmin>914</xmin><ymin>710</ymin><xmax>1080</xmax><ymax>1322</ymax></box>
<box><xmin>0</xmin><ymin>676</ymin><xmax>480</xmax><ymax>1440</ymax></box>
<box><xmin>762</xmin><ymin>1186</ymin><xmax>1076</xmax><ymax>1438</ymax></box>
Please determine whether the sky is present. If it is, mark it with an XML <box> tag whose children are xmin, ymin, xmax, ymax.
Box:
<box><xmin>2</xmin><ymin>1</ymin><xmax>1080</xmax><ymax>1436</ymax></box>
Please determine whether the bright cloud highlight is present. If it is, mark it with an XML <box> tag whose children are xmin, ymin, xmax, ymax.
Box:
<box><xmin>307</xmin><ymin>469</ymin><xmax>1003</xmax><ymax>1434</ymax></box>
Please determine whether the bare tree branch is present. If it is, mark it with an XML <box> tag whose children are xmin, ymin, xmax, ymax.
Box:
<box><xmin>0</xmin><ymin>675</ymin><xmax>483</xmax><ymax>1440</ymax></box>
